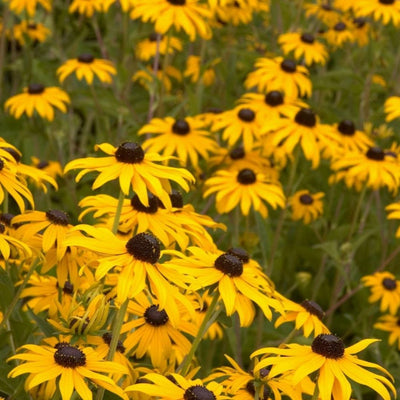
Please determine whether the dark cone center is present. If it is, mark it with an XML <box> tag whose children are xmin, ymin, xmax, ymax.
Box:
<box><xmin>54</xmin><ymin>343</ymin><xmax>86</xmax><ymax>368</ymax></box>
<box><xmin>115</xmin><ymin>142</ymin><xmax>145</xmax><ymax>164</ymax></box>
<box><xmin>237</xmin><ymin>168</ymin><xmax>256</xmax><ymax>185</ymax></box>
<box><xmin>0</xmin><ymin>224</ymin><xmax>5</xmax><ymax>234</ymax></box>
<box><xmin>3</xmin><ymin>147</ymin><xmax>21</xmax><ymax>162</ymax></box>
<box><xmin>311</xmin><ymin>334</ymin><xmax>345</xmax><ymax>359</ymax></box>
<box><xmin>0</xmin><ymin>159</ymin><xmax>4</xmax><ymax>171</ymax></box>
<box><xmin>338</xmin><ymin>120</ymin><xmax>355</xmax><ymax>136</ymax></box>
<box><xmin>170</xmin><ymin>190</ymin><xmax>184</xmax><ymax>208</ymax></box>
<box><xmin>295</xmin><ymin>108</ymin><xmax>316</xmax><ymax>127</ymax></box>
<box><xmin>28</xmin><ymin>83</ymin><xmax>45</xmax><ymax>94</ymax></box>
<box><xmin>144</xmin><ymin>305</ymin><xmax>169</xmax><ymax>326</ymax></box>
<box><xmin>227</xmin><ymin>247</ymin><xmax>249</xmax><ymax>263</ymax></box>
<box><xmin>299</xmin><ymin>194</ymin><xmax>314</xmax><ymax>205</ymax></box>
<box><xmin>0</xmin><ymin>213</ymin><xmax>15</xmax><ymax>227</ymax></box>
<box><xmin>334</xmin><ymin>22</ymin><xmax>346</xmax><ymax>31</ymax></box>
<box><xmin>77</xmin><ymin>54</ymin><xmax>95</xmax><ymax>63</ymax></box>
<box><xmin>353</xmin><ymin>17</ymin><xmax>367</xmax><ymax>28</ymax></box>
<box><xmin>149</xmin><ymin>32</ymin><xmax>162</xmax><ymax>41</ymax></box>
<box><xmin>382</xmin><ymin>278</ymin><xmax>397</xmax><ymax>291</ymax></box>
<box><xmin>102</xmin><ymin>332</ymin><xmax>125</xmax><ymax>353</ymax></box>
<box><xmin>184</xmin><ymin>385</ymin><xmax>216</xmax><ymax>400</ymax></box>
<box><xmin>301</xmin><ymin>299</ymin><xmax>325</xmax><ymax>320</ymax></box>
<box><xmin>37</xmin><ymin>160</ymin><xmax>49</xmax><ymax>169</ymax></box>
<box><xmin>63</xmin><ymin>281</ymin><xmax>74</xmax><ymax>295</ymax></box>
<box><xmin>238</xmin><ymin>108</ymin><xmax>255</xmax><ymax>122</ymax></box>
<box><xmin>125</xmin><ymin>232</ymin><xmax>160</xmax><ymax>264</ymax></box>
<box><xmin>280</xmin><ymin>59</ymin><xmax>297</xmax><ymax>73</ymax></box>
<box><xmin>46</xmin><ymin>209</ymin><xmax>70</xmax><ymax>226</ymax></box>
<box><xmin>379</xmin><ymin>0</ymin><xmax>395</xmax><ymax>4</ymax></box>
<box><xmin>214</xmin><ymin>253</ymin><xmax>243</xmax><ymax>277</ymax></box>
<box><xmin>229</xmin><ymin>146</ymin><xmax>245</xmax><ymax>160</ymax></box>
<box><xmin>265</xmin><ymin>91</ymin><xmax>284</xmax><ymax>106</ymax></box>
<box><xmin>300</xmin><ymin>33</ymin><xmax>315</xmax><ymax>44</ymax></box>
<box><xmin>366</xmin><ymin>147</ymin><xmax>385</xmax><ymax>161</ymax></box>
<box><xmin>172</xmin><ymin>119</ymin><xmax>191</xmax><ymax>135</ymax></box>
<box><xmin>28</xmin><ymin>23</ymin><xmax>37</xmax><ymax>30</ymax></box>
<box><xmin>131</xmin><ymin>193</ymin><xmax>158</xmax><ymax>214</ymax></box>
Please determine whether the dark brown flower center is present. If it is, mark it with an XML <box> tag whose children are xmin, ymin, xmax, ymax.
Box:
<box><xmin>78</xmin><ymin>54</ymin><xmax>94</xmax><ymax>63</ymax></box>
<box><xmin>0</xmin><ymin>224</ymin><xmax>5</xmax><ymax>234</ymax></box>
<box><xmin>125</xmin><ymin>232</ymin><xmax>160</xmax><ymax>264</ymax></box>
<box><xmin>170</xmin><ymin>190</ymin><xmax>184</xmax><ymax>208</ymax></box>
<box><xmin>214</xmin><ymin>253</ymin><xmax>243</xmax><ymax>277</ymax></box>
<box><xmin>238</xmin><ymin>108</ymin><xmax>255</xmax><ymax>122</ymax></box>
<box><xmin>229</xmin><ymin>146</ymin><xmax>245</xmax><ymax>160</ymax></box>
<box><xmin>382</xmin><ymin>278</ymin><xmax>397</xmax><ymax>290</ymax></box>
<box><xmin>0</xmin><ymin>213</ymin><xmax>14</xmax><ymax>227</ymax></box>
<box><xmin>167</xmin><ymin>0</ymin><xmax>186</xmax><ymax>4</ymax></box>
<box><xmin>63</xmin><ymin>281</ymin><xmax>74</xmax><ymax>295</ymax></box>
<box><xmin>28</xmin><ymin>23</ymin><xmax>37</xmax><ymax>30</ymax></box>
<box><xmin>37</xmin><ymin>160</ymin><xmax>49</xmax><ymax>169</ymax></box>
<box><xmin>300</xmin><ymin>33</ymin><xmax>315</xmax><ymax>44</ymax></box>
<box><xmin>379</xmin><ymin>0</ymin><xmax>395</xmax><ymax>4</ymax></box>
<box><xmin>0</xmin><ymin>159</ymin><xmax>4</xmax><ymax>171</ymax></box>
<box><xmin>321</xmin><ymin>4</ymin><xmax>333</xmax><ymax>10</ymax></box>
<box><xmin>338</xmin><ymin>120</ymin><xmax>355</xmax><ymax>136</ymax></box>
<box><xmin>299</xmin><ymin>194</ymin><xmax>314</xmax><ymax>205</ymax></box>
<box><xmin>172</xmin><ymin>119</ymin><xmax>191</xmax><ymax>135</ymax></box>
<box><xmin>54</xmin><ymin>343</ymin><xmax>86</xmax><ymax>367</ymax></box>
<box><xmin>353</xmin><ymin>17</ymin><xmax>367</xmax><ymax>28</ymax></box>
<box><xmin>184</xmin><ymin>386</ymin><xmax>216</xmax><ymax>400</ymax></box>
<box><xmin>334</xmin><ymin>22</ymin><xmax>346</xmax><ymax>31</ymax></box>
<box><xmin>301</xmin><ymin>300</ymin><xmax>324</xmax><ymax>320</ymax></box>
<box><xmin>46</xmin><ymin>210</ymin><xmax>70</xmax><ymax>226</ymax></box>
<box><xmin>102</xmin><ymin>332</ymin><xmax>125</xmax><ymax>353</ymax></box>
<box><xmin>366</xmin><ymin>147</ymin><xmax>385</xmax><ymax>161</ymax></box>
<box><xmin>280</xmin><ymin>59</ymin><xmax>297</xmax><ymax>73</ymax></box>
<box><xmin>131</xmin><ymin>193</ymin><xmax>158</xmax><ymax>214</ymax></box>
<box><xmin>237</xmin><ymin>168</ymin><xmax>256</xmax><ymax>185</ymax></box>
<box><xmin>115</xmin><ymin>142</ymin><xmax>145</xmax><ymax>164</ymax></box>
<box><xmin>295</xmin><ymin>108</ymin><xmax>316</xmax><ymax>127</ymax></box>
<box><xmin>311</xmin><ymin>334</ymin><xmax>345</xmax><ymax>359</ymax></box>
<box><xmin>196</xmin><ymin>300</ymin><xmax>208</xmax><ymax>313</ymax></box>
<box><xmin>149</xmin><ymin>32</ymin><xmax>162</xmax><ymax>41</ymax></box>
<box><xmin>3</xmin><ymin>147</ymin><xmax>21</xmax><ymax>162</ymax></box>
<box><xmin>28</xmin><ymin>83</ymin><xmax>45</xmax><ymax>95</ymax></box>
<box><xmin>265</xmin><ymin>91</ymin><xmax>284</xmax><ymax>106</ymax></box>
<box><xmin>144</xmin><ymin>305</ymin><xmax>169</xmax><ymax>326</ymax></box>
<box><xmin>227</xmin><ymin>247</ymin><xmax>249</xmax><ymax>263</ymax></box>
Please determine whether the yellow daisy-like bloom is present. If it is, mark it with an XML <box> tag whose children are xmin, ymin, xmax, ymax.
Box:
<box><xmin>252</xmin><ymin>335</ymin><xmax>395</xmax><ymax>400</ymax></box>
<box><xmin>289</xmin><ymin>190</ymin><xmax>325</xmax><ymax>224</ymax></box>
<box><xmin>126</xmin><ymin>372</ymin><xmax>225</xmax><ymax>400</ymax></box>
<box><xmin>204</xmin><ymin>167</ymin><xmax>285</xmax><ymax>218</ymax></box>
<box><xmin>264</xmin><ymin>108</ymin><xmax>330</xmax><ymax>169</ymax></box>
<box><xmin>278</xmin><ymin>32</ymin><xmax>329</xmax><ymax>66</ymax></box>
<box><xmin>211</xmin><ymin>1</ymin><xmax>254</xmax><ymax>25</ymax></box>
<box><xmin>0</xmin><ymin>221</ymin><xmax>32</xmax><ymax>260</ymax></box>
<box><xmin>384</xmin><ymin>96</ymin><xmax>400</xmax><ymax>122</ymax></box>
<box><xmin>386</xmin><ymin>201</ymin><xmax>400</xmax><ymax>237</ymax></box>
<box><xmin>31</xmin><ymin>156</ymin><xmax>63</xmax><ymax>181</ymax></box>
<box><xmin>139</xmin><ymin>116</ymin><xmax>218</xmax><ymax>169</ymax></box>
<box><xmin>8</xmin><ymin>342</ymin><xmax>129</xmax><ymax>400</ymax></box>
<box><xmin>130</xmin><ymin>0</ymin><xmax>212</xmax><ymax>42</ymax></box>
<box><xmin>12</xmin><ymin>21</ymin><xmax>51</xmax><ymax>45</ymax></box>
<box><xmin>135</xmin><ymin>32</ymin><xmax>182</xmax><ymax>61</ymax></box>
<box><xmin>355</xmin><ymin>0</ymin><xmax>400</xmax><ymax>26</ymax></box>
<box><xmin>330</xmin><ymin>146</ymin><xmax>400</xmax><ymax>194</ymax></box>
<box><xmin>351</xmin><ymin>17</ymin><xmax>370</xmax><ymax>47</ymax></box>
<box><xmin>275</xmin><ymin>296</ymin><xmax>330</xmax><ymax>337</ymax></box>
<box><xmin>374</xmin><ymin>314</ymin><xmax>400</xmax><ymax>349</ymax></box>
<box><xmin>121</xmin><ymin>292</ymin><xmax>196</xmax><ymax>371</ymax></box>
<box><xmin>57</xmin><ymin>54</ymin><xmax>117</xmax><ymax>84</ymax></box>
<box><xmin>325</xmin><ymin>21</ymin><xmax>355</xmax><ymax>47</ymax></box>
<box><xmin>132</xmin><ymin>64</ymin><xmax>182</xmax><ymax>92</ymax></box>
<box><xmin>304</xmin><ymin>1</ymin><xmax>341</xmax><ymax>25</ymax></box>
<box><xmin>245</xmin><ymin>57</ymin><xmax>312</xmax><ymax>99</ymax></box>
<box><xmin>68</xmin><ymin>0</ymin><xmax>104</xmax><ymax>17</ymax></box>
<box><xmin>64</xmin><ymin>142</ymin><xmax>194</xmax><ymax>209</ymax></box>
<box><xmin>166</xmin><ymin>246</ymin><xmax>282</xmax><ymax>324</ymax></box>
<box><xmin>211</xmin><ymin>105</ymin><xmax>263</xmax><ymax>151</ymax></box>
<box><xmin>334</xmin><ymin>0</ymin><xmax>356</xmax><ymax>12</ymax></box>
<box><xmin>6</xmin><ymin>0</ymin><xmax>51</xmax><ymax>16</ymax></box>
<box><xmin>13</xmin><ymin>209</ymin><xmax>72</xmax><ymax>259</ymax></box>
<box><xmin>4</xmin><ymin>84</ymin><xmax>70</xmax><ymax>121</ymax></box>
<box><xmin>184</xmin><ymin>55</ymin><xmax>219</xmax><ymax>86</ymax></box>
<box><xmin>362</xmin><ymin>271</ymin><xmax>400</xmax><ymax>315</ymax></box>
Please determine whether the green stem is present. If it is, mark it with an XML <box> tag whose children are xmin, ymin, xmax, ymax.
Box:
<box><xmin>147</xmin><ymin>33</ymin><xmax>162</xmax><ymax>123</ymax></box>
<box><xmin>158</xmin><ymin>30</ymin><xmax>172</xmax><ymax>117</ymax></box>
<box><xmin>347</xmin><ymin>184</ymin><xmax>367</xmax><ymax>241</ymax></box>
<box><xmin>177</xmin><ymin>292</ymin><xmax>220</xmax><ymax>375</ymax></box>
<box><xmin>311</xmin><ymin>381</ymin><xmax>319</xmax><ymax>400</ymax></box>
<box><xmin>280</xmin><ymin>327</ymin><xmax>298</xmax><ymax>346</ymax></box>
<box><xmin>0</xmin><ymin>6</ymin><xmax>9</xmax><ymax>98</ymax></box>
<box><xmin>194</xmin><ymin>39</ymin><xmax>207</xmax><ymax>114</ymax></box>
<box><xmin>111</xmin><ymin>190</ymin><xmax>125</xmax><ymax>234</ymax></box>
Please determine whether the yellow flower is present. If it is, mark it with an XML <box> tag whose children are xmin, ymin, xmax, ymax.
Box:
<box><xmin>6</xmin><ymin>0</ymin><xmax>51</xmax><ymax>16</ymax></box>
<box><xmin>132</xmin><ymin>64</ymin><xmax>182</xmax><ymax>92</ymax></box>
<box><xmin>64</xmin><ymin>142</ymin><xmax>194</xmax><ymax>209</ymax></box>
<box><xmin>386</xmin><ymin>201</ymin><xmax>400</xmax><ymax>237</ymax></box>
<box><xmin>130</xmin><ymin>0</ymin><xmax>212</xmax><ymax>41</ymax></box>
<box><xmin>252</xmin><ymin>335</ymin><xmax>395</xmax><ymax>400</ymax></box>
<box><xmin>4</xmin><ymin>84</ymin><xmax>70</xmax><ymax>121</ymax></box>
<box><xmin>351</xmin><ymin>17</ymin><xmax>371</xmax><ymax>47</ymax></box>
<box><xmin>31</xmin><ymin>156</ymin><xmax>63</xmax><ymax>181</ymax></box>
<box><xmin>204</xmin><ymin>167</ymin><xmax>285</xmax><ymax>218</ymax></box>
<box><xmin>374</xmin><ymin>314</ymin><xmax>400</xmax><ymax>349</ymax></box>
<box><xmin>325</xmin><ymin>20</ymin><xmax>356</xmax><ymax>47</ymax></box>
<box><xmin>289</xmin><ymin>190</ymin><xmax>324</xmax><ymax>224</ymax></box>
<box><xmin>8</xmin><ymin>342</ymin><xmax>129</xmax><ymax>400</ymax></box>
<box><xmin>12</xmin><ymin>21</ymin><xmax>51</xmax><ymax>45</ymax></box>
<box><xmin>304</xmin><ymin>1</ymin><xmax>341</xmax><ymax>25</ymax></box>
<box><xmin>68</xmin><ymin>0</ymin><xmax>105</xmax><ymax>17</ymax></box>
<box><xmin>135</xmin><ymin>33</ymin><xmax>182</xmax><ymax>61</ymax></box>
<box><xmin>384</xmin><ymin>96</ymin><xmax>400</xmax><ymax>122</ymax></box>
<box><xmin>355</xmin><ymin>0</ymin><xmax>400</xmax><ymax>27</ymax></box>
<box><xmin>362</xmin><ymin>271</ymin><xmax>400</xmax><ymax>315</ymax></box>
<box><xmin>184</xmin><ymin>55</ymin><xmax>219</xmax><ymax>86</ymax></box>
<box><xmin>57</xmin><ymin>54</ymin><xmax>117</xmax><ymax>84</ymax></box>
<box><xmin>0</xmin><ymin>221</ymin><xmax>32</xmax><ymax>260</ymax></box>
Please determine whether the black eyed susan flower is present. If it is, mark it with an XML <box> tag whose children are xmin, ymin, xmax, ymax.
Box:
<box><xmin>12</xmin><ymin>21</ymin><xmax>51</xmax><ymax>45</ymax></box>
<box><xmin>184</xmin><ymin>55</ymin><xmax>219</xmax><ymax>86</ymax></box>
<box><xmin>68</xmin><ymin>0</ymin><xmax>104</xmax><ymax>17</ymax></box>
<box><xmin>355</xmin><ymin>0</ymin><xmax>400</xmax><ymax>26</ymax></box>
<box><xmin>64</xmin><ymin>142</ymin><xmax>194</xmax><ymax>209</ymax></box>
<box><xmin>126</xmin><ymin>372</ymin><xmax>225</xmax><ymax>399</ymax></box>
<box><xmin>386</xmin><ymin>201</ymin><xmax>400</xmax><ymax>237</ymax></box>
<box><xmin>211</xmin><ymin>1</ymin><xmax>254</xmax><ymax>26</ymax></box>
<box><xmin>8</xmin><ymin>342</ymin><xmax>129</xmax><ymax>400</ymax></box>
<box><xmin>6</xmin><ymin>0</ymin><xmax>51</xmax><ymax>15</ymax></box>
<box><xmin>334</xmin><ymin>0</ymin><xmax>356</xmax><ymax>12</ymax></box>
<box><xmin>204</xmin><ymin>168</ymin><xmax>285</xmax><ymax>217</ymax></box>
<box><xmin>138</xmin><ymin>116</ymin><xmax>219</xmax><ymax>169</ymax></box>
<box><xmin>289</xmin><ymin>190</ymin><xmax>325</xmax><ymax>224</ymax></box>
<box><xmin>278</xmin><ymin>32</ymin><xmax>329</xmax><ymax>66</ymax></box>
<box><xmin>0</xmin><ymin>222</ymin><xmax>32</xmax><ymax>260</ymax></box>
<box><xmin>275</xmin><ymin>295</ymin><xmax>330</xmax><ymax>337</ymax></box>
<box><xmin>31</xmin><ymin>156</ymin><xmax>63</xmax><ymax>180</ymax></box>
<box><xmin>4</xmin><ymin>84</ymin><xmax>70</xmax><ymax>121</ymax></box>
<box><xmin>121</xmin><ymin>292</ymin><xmax>197</xmax><ymax>370</ymax></box>
<box><xmin>57</xmin><ymin>54</ymin><xmax>117</xmax><ymax>84</ymax></box>
<box><xmin>325</xmin><ymin>20</ymin><xmax>356</xmax><ymax>47</ymax></box>
<box><xmin>374</xmin><ymin>314</ymin><xmax>400</xmax><ymax>349</ymax></box>
<box><xmin>132</xmin><ymin>63</ymin><xmax>182</xmax><ymax>92</ymax></box>
<box><xmin>135</xmin><ymin>32</ymin><xmax>182</xmax><ymax>61</ymax></box>
<box><xmin>362</xmin><ymin>271</ymin><xmax>400</xmax><ymax>315</ymax></box>
<box><xmin>384</xmin><ymin>96</ymin><xmax>400</xmax><ymax>122</ymax></box>
<box><xmin>252</xmin><ymin>335</ymin><xmax>396</xmax><ymax>400</ymax></box>
<box><xmin>130</xmin><ymin>0</ymin><xmax>212</xmax><ymax>42</ymax></box>
<box><xmin>330</xmin><ymin>146</ymin><xmax>400</xmax><ymax>194</ymax></box>
<box><xmin>304</xmin><ymin>1</ymin><xmax>341</xmax><ymax>25</ymax></box>
<box><xmin>351</xmin><ymin>17</ymin><xmax>370</xmax><ymax>46</ymax></box>
<box><xmin>245</xmin><ymin>57</ymin><xmax>312</xmax><ymax>99</ymax></box>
